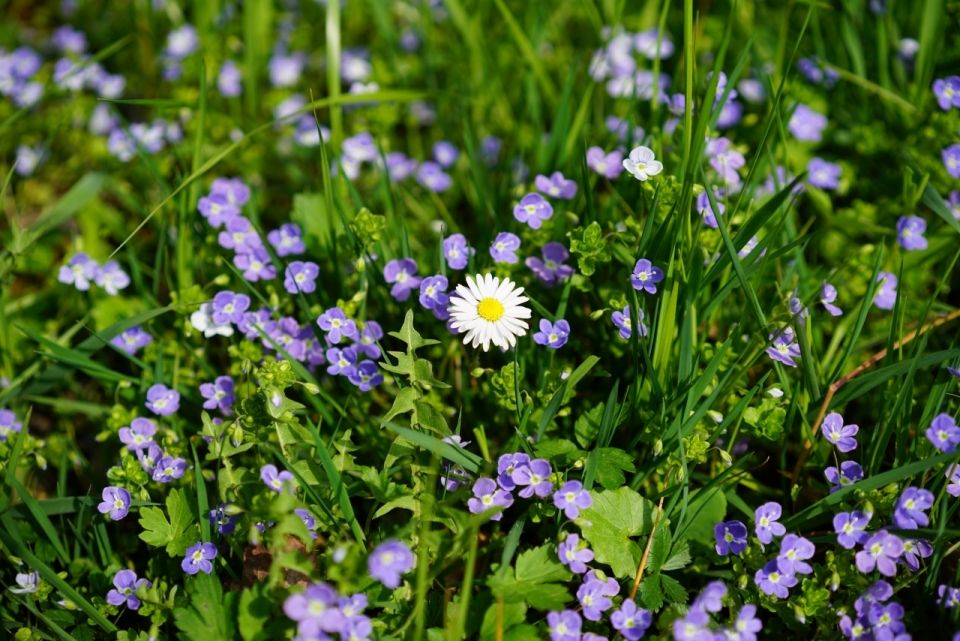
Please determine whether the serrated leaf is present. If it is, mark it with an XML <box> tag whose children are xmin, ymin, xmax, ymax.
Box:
<box><xmin>173</xmin><ymin>572</ymin><xmax>235</xmax><ymax>641</ymax></box>
<box><xmin>639</xmin><ymin>575</ymin><xmax>664</xmax><ymax>611</ymax></box>
<box><xmin>414</xmin><ymin>401</ymin><xmax>451</xmax><ymax>435</ymax></box>
<box><xmin>594</xmin><ymin>447</ymin><xmax>636</xmax><ymax>490</ymax></box>
<box><xmin>515</xmin><ymin>545</ymin><xmax>573</xmax><ymax>585</ymax></box>
<box><xmin>237</xmin><ymin>581</ymin><xmax>272</xmax><ymax>641</ymax></box>
<box><xmin>661</xmin><ymin>538</ymin><xmax>691</xmax><ymax>572</ymax></box>
<box><xmin>389</xmin><ymin>309</ymin><xmax>439</xmax><ymax>351</ymax></box>
<box><xmin>138</xmin><ymin>488</ymin><xmax>199</xmax><ymax>556</ymax></box>
<box><xmin>580</xmin><ymin>487</ymin><xmax>659</xmax><ymax>578</ymax></box>
<box><xmin>647</xmin><ymin>527</ymin><xmax>672</xmax><ymax>573</ymax></box>
<box><xmin>534</xmin><ymin>439</ymin><xmax>579</xmax><ymax>462</ymax></box>
<box><xmin>660</xmin><ymin>574</ymin><xmax>687</xmax><ymax>605</ymax></box>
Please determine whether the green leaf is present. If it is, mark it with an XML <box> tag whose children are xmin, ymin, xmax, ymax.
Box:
<box><xmin>639</xmin><ymin>576</ymin><xmax>664</xmax><ymax>611</ymax></box>
<box><xmin>575</xmin><ymin>403</ymin><xmax>604</xmax><ymax>448</ymax></box>
<box><xmin>580</xmin><ymin>487</ymin><xmax>659</xmax><ymax>578</ymax></box>
<box><xmin>413</xmin><ymin>359</ymin><xmax>451</xmax><ymax>389</ymax></box>
<box><xmin>593</xmin><ymin>447</ymin><xmax>636</xmax><ymax>490</ymax></box>
<box><xmin>414</xmin><ymin>401</ymin><xmax>451</xmax><ymax>435</ymax></box>
<box><xmin>138</xmin><ymin>488</ymin><xmax>199</xmax><ymax>556</ymax></box>
<box><xmin>480</xmin><ymin>601</ymin><xmax>526</xmax><ymax>640</ymax></box>
<box><xmin>173</xmin><ymin>573</ymin><xmax>235</xmax><ymax>641</ymax></box>
<box><xmin>660</xmin><ymin>573</ymin><xmax>688</xmax><ymax>605</ymax></box>
<box><xmin>381</xmin><ymin>420</ymin><xmax>484</xmax><ymax>473</ymax></box>
<box><xmin>383</xmin><ymin>386</ymin><xmax>418</xmax><ymax>423</ymax></box>
<box><xmin>237</xmin><ymin>582</ymin><xmax>272</xmax><ymax>641</ymax></box>
<box><xmin>677</xmin><ymin>488</ymin><xmax>727</xmax><ymax>545</ymax></box>
<box><xmin>515</xmin><ymin>544</ymin><xmax>574</xmax><ymax>585</ymax></box>
<box><xmin>661</xmin><ymin>538</ymin><xmax>691</xmax><ymax>572</ymax></box>
<box><xmin>389</xmin><ymin>309</ymin><xmax>439</xmax><ymax>351</ymax></box>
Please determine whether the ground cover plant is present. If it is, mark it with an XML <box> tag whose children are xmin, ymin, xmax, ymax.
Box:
<box><xmin>1</xmin><ymin>0</ymin><xmax>960</xmax><ymax>639</ymax></box>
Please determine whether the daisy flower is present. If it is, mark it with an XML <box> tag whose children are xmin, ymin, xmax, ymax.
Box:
<box><xmin>448</xmin><ymin>274</ymin><xmax>531</xmax><ymax>351</ymax></box>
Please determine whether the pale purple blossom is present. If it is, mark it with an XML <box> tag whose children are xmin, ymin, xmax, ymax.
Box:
<box><xmin>182</xmin><ymin>542</ymin><xmax>217</xmax><ymax>575</ymax></box>
<box><xmin>893</xmin><ymin>486</ymin><xmax>934</xmax><ymax>529</ymax></box>
<box><xmin>926</xmin><ymin>413</ymin><xmax>960</xmax><ymax>452</ymax></box>
<box><xmin>822</xmin><ymin>412</ymin><xmax>859</xmax><ymax>452</ymax></box>
<box><xmin>97</xmin><ymin>486</ymin><xmax>132</xmax><ymax>520</ymax></box>
<box><xmin>267</xmin><ymin>223</ymin><xmax>306</xmax><ymax>256</ymax></box>
<box><xmin>467</xmin><ymin>477</ymin><xmax>514</xmax><ymax>520</ymax></box>
<box><xmin>896</xmin><ymin>216</ymin><xmax>928</xmax><ymax>251</ymax></box>
<box><xmin>317</xmin><ymin>307</ymin><xmax>358</xmax><ymax>344</ymax></box>
<box><xmin>821</xmin><ymin>281</ymin><xmax>843</xmax><ymax>316</ymax></box>
<box><xmin>198</xmin><ymin>194</ymin><xmax>240</xmax><ymax>228</ymax></box>
<box><xmin>754</xmin><ymin>502</ymin><xmax>786</xmax><ymax>545</ymax></box>
<box><xmin>145</xmin><ymin>384</ymin><xmax>180</xmax><ymax>416</ymax></box>
<box><xmin>512</xmin><ymin>458</ymin><xmax>553</xmax><ymax>498</ymax></box>
<box><xmin>526</xmin><ymin>242</ymin><xmax>574</xmax><ymax>287</ymax></box>
<box><xmin>106</xmin><ymin>570</ymin><xmax>150</xmax><ymax>609</ymax></box>
<box><xmin>834</xmin><ymin>510</ymin><xmax>872</xmax><ymax>549</ymax></box>
<box><xmin>534</xmin><ymin>319</ymin><xmax>571</xmax><ymax>349</ymax></box>
<box><xmin>513</xmin><ymin>193</ymin><xmax>554</xmax><ymax>229</ymax></box>
<box><xmin>261</xmin><ymin>464</ymin><xmax>295</xmax><ymax>494</ymax></box>
<box><xmin>118</xmin><ymin>417</ymin><xmax>156</xmax><ymax>450</ymax></box>
<box><xmin>535</xmin><ymin>172</ymin><xmax>578</xmax><ymax>199</ymax></box>
<box><xmin>586</xmin><ymin>147</ymin><xmax>624</xmax><ymax>179</ymax></box>
<box><xmin>367</xmin><ymin>540</ymin><xmax>414</xmax><ymax>589</ymax></box>
<box><xmin>58</xmin><ymin>253</ymin><xmax>98</xmax><ymax>291</ymax></box>
<box><xmin>631</xmin><ymin>258</ymin><xmax>663</xmax><ymax>294</ymax></box>
<box><xmin>490</xmin><ymin>232</ymin><xmax>521</xmax><ymax>263</ymax></box>
<box><xmin>856</xmin><ymin>531</ymin><xmax>904</xmax><ymax>577</ymax></box>
<box><xmin>558</xmin><ymin>534</ymin><xmax>594</xmax><ymax>574</ymax></box>
<box><xmin>284</xmin><ymin>261</ymin><xmax>320</xmax><ymax>294</ymax></box>
<box><xmin>755</xmin><ymin>559</ymin><xmax>797</xmax><ymax>599</ymax></box>
<box><xmin>807</xmin><ymin>158</ymin><xmax>841</xmax><ymax>190</ymax></box>
<box><xmin>383</xmin><ymin>258</ymin><xmax>422</xmax><ymax>301</ymax></box>
<box><xmin>788</xmin><ymin>104</ymin><xmax>827</xmax><ymax>142</ymax></box>
<box><xmin>442</xmin><ymin>234</ymin><xmax>474</xmax><ymax>270</ymax></box>
<box><xmin>200</xmin><ymin>376</ymin><xmax>235</xmax><ymax>412</ymax></box>
<box><xmin>874</xmin><ymin>271</ymin><xmax>898</xmax><ymax>310</ymax></box>
<box><xmin>825</xmin><ymin>460</ymin><xmax>864</xmax><ymax>493</ymax></box>
<box><xmin>212</xmin><ymin>291</ymin><xmax>251</xmax><ymax>325</ymax></box>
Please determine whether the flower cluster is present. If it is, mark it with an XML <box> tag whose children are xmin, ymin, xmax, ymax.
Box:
<box><xmin>57</xmin><ymin>253</ymin><xmax>131</xmax><ymax>295</ymax></box>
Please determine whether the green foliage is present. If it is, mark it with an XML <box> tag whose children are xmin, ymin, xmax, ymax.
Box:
<box><xmin>138</xmin><ymin>488</ymin><xmax>199</xmax><ymax>556</ymax></box>
<box><xmin>579</xmin><ymin>488</ymin><xmax>659</xmax><ymax>578</ymax></box>
<box><xmin>567</xmin><ymin>222</ymin><xmax>611</xmax><ymax>276</ymax></box>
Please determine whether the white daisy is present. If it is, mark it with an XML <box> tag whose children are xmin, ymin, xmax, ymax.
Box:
<box><xmin>622</xmin><ymin>145</ymin><xmax>663</xmax><ymax>181</ymax></box>
<box><xmin>448</xmin><ymin>274</ymin><xmax>531</xmax><ymax>352</ymax></box>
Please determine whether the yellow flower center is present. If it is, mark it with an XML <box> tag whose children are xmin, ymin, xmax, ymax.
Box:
<box><xmin>477</xmin><ymin>297</ymin><xmax>505</xmax><ymax>321</ymax></box>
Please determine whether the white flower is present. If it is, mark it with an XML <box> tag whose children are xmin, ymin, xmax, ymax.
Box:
<box><xmin>448</xmin><ymin>274</ymin><xmax>531</xmax><ymax>352</ymax></box>
<box><xmin>9</xmin><ymin>571</ymin><xmax>39</xmax><ymax>594</ymax></box>
<box><xmin>622</xmin><ymin>146</ymin><xmax>663</xmax><ymax>181</ymax></box>
<box><xmin>190</xmin><ymin>303</ymin><xmax>234</xmax><ymax>338</ymax></box>
<box><xmin>767</xmin><ymin>387</ymin><xmax>784</xmax><ymax>398</ymax></box>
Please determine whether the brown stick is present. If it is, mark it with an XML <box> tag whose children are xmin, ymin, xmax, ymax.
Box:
<box><xmin>790</xmin><ymin>308</ymin><xmax>960</xmax><ymax>485</ymax></box>
<box><xmin>629</xmin><ymin>495</ymin><xmax>666</xmax><ymax>601</ymax></box>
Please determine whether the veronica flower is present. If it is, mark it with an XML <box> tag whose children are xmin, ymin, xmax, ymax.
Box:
<box><xmin>268</xmin><ymin>53</ymin><xmax>303</xmax><ymax>87</ymax></box>
<box><xmin>901</xmin><ymin>538</ymin><xmax>932</xmax><ymax>572</ymax></box>
<box><xmin>415</xmin><ymin>161</ymin><xmax>452</xmax><ymax>192</ymax></box>
<box><xmin>348</xmin><ymin>361</ymin><xmax>384</xmax><ymax>391</ymax></box>
<box><xmin>939</xmin><ymin>585</ymin><xmax>960</xmax><ymax>608</ymax></box>
<box><xmin>52</xmin><ymin>25</ymin><xmax>87</xmax><ymax>54</ymax></box>
<box><xmin>948</xmin><ymin>191</ymin><xmax>960</xmax><ymax>220</ymax></box>
<box><xmin>926</xmin><ymin>413</ymin><xmax>960</xmax><ymax>452</ymax></box>
<box><xmin>266</xmin><ymin>223</ymin><xmax>305</xmax><ymax>257</ymax></box>
<box><xmin>535</xmin><ymin>171</ymin><xmax>578</xmax><ymax>199</ymax></box>
<box><xmin>200</xmin><ymin>376</ymin><xmax>235</xmax><ymax>412</ymax></box>
<box><xmin>490</xmin><ymin>232</ymin><xmax>521</xmax><ymax>264</ymax></box>
<box><xmin>673</xmin><ymin>608</ymin><xmax>711</xmax><ymax>641</ymax></box>
<box><xmin>819</xmin><ymin>281</ymin><xmax>843</xmax><ymax>316</ymax></box>
<box><xmin>874</xmin><ymin>271</ymin><xmax>898</xmax><ymax>310</ymax></box>
<box><xmin>808</xmin><ymin>158</ymin><xmax>842</xmax><ymax>190</ymax></box>
<box><xmin>534</xmin><ymin>319</ymin><xmax>571</xmax><ymax>349</ymax></box>
<box><xmin>526</xmin><ymin>242</ymin><xmax>574</xmax><ymax>287</ymax></box>
<box><xmin>631</xmin><ymin>258</ymin><xmax>664</xmax><ymax>294</ymax></box>
<box><xmin>822</xmin><ymin>412</ymin><xmax>859</xmax><ymax>452</ymax></box>
<box><xmin>383</xmin><ymin>152</ymin><xmax>418</xmax><ymax>181</ymax></box>
<box><xmin>612</xmin><ymin>305</ymin><xmax>647</xmax><ymax>339</ymax></box>
<box><xmin>497</xmin><ymin>453</ymin><xmax>529</xmax><ymax>491</ymax></box>
<box><xmin>577</xmin><ymin>579</ymin><xmax>613</xmax><ymax>622</ymax></box>
<box><xmin>217</xmin><ymin>60</ymin><xmax>242</xmax><ymax>97</ymax></box>
<box><xmin>58</xmin><ymin>253</ymin><xmax>98</xmax><ymax>291</ymax></box>
<box><xmin>152</xmin><ymin>455</ymin><xmax>187</xmax><ymax>483</ymax></box>
<box><xmin>622</xmin><ymin>146</ymin><xmax>663</xmax><ymax>181</ymax></box>
<box><xmin>553</xmin><ymin>480</ymin><xmax>592</xmax><ymax>519</ymax></box>
<box><xmin>754</xmin><ymin>502</ymin><xmax>786</xmax><ymax>545</ymax></box>
<box><xmin>261</xmin><ymin>464</ymin><xmax>295</xmax><ymax>494</ymax></box>
<box><xmin>513</xmin><ymin>193</ymin><xmax>554</xmax><ymax>229</ymax></box>
<box><xmin>893</xmin><ymin>486</ymin><xmax>934</xmax><ymax>529</ymax></box>
<box><xmin>145</xmin><ymin>384</ymin><xmax>180</xmax><ymax>416</ymax></box>
<box><xmin>219</xmin><ymin>217</ymin><xmax>262</xmax><ymax>254</ymax></box>
<box><xmin>547</xmin><ymin>610</ymin><xmax>582</xmax><ymax>641</ymax></box>
<box><xmin>107</xmin><ymin>128</ymin><xmax>136</xmax><ymax>162</ymax></box>
<box><xmin>271</xmin><ymin>318</ymin><xmax>307</xmax><ymax>361</ymax></box>
<box><xmin>611</xmin><ymin>599</ymin><xmax>652</xmax><ymax>641</ymax></box>
<box><xmin>714</xmin><ymin>520</ymin><xmax>748</xmax><ymax>556</ymax></box>
<box><xmin>137</xmin><ymin>444</ymin><xmax>163</xmax><ymax>476</ymax></box>
<box><xmin>944</xmin><ymin>144</ymin><xmax>960</xmax><ymax>179</ymax></box>
<box><xmin>430</xmin><ymin>141</ymin><xmax>459</xmax><ymax>168</ymax></box>
<box><xmin>284</xmin><ymin>261</ymin><xmax>320</xmax><ymax>294</ymax></box>
<box><xmin>106</xmin><ymin>570</ymin><xmax>150</xmax><ymax>609</ymax></box>
<box><xmin>586</xmin><ymin>147</ymin><xmax>624</xmax><ymax>179</ymax></box>
<box><xmin>182</xmin><ymin>542</ymin><xmax>217</xmax><ymax>575</ymax></box>
<box><xmin>326</xmin><ymin>346</ymin><xmax>358</xmax><ymax>377</ymax></box>
<box><xmin>732</xmin><ymin>604</ymin><xmax>763</xmax><ymax>641</ymax></box>
<box><xmin>314</xmin><ymin>307</ymin><xmax>356</xmax><ymax>345</ymax></box>
<box><xmin>896</xmin><ymin>216</ymin><xmax>928</xmax><ymax>251</ymax></box>
<box><xmin>98</xmin><ymin>486</ymin><xmax>132</xmax><ymax>520</ymax></box>
<box><xmin>933</xmin><ymin>76</ymin><xmax>960</xmax><ymax>110</ymax></box>
<box><xmin>766</xmin><ymin>327</ymin><xmax>800</xmax><ymax>367</ymax></box>
<box><xmin>442</xmin><ymin>234</ymin><xmax>474</xmax><ymax>270</ymax></box>
<box><xmin>947</xmin><ymin>464</ymin><xmax>960</xmax><ymax>497</ymax></box>
<box><xmin>384</xmin><ymin>258</ymin><xmax>423</xmax><ymax>302</ymax></box>
<box><xmin>209</xmin><ymin>503</ymin><xmax>238</xmax><ymax>535</ymax></box>
<box><xmin>448</xmin><ymin>274</ymin><xmax>531</xmax><ymax>351</ymax></box>
<box><xmin>710</xmin><ymin>147</ymin><xmax>745</xmax><ymax>185</ymax></box>
<box><xmin>212</xmin><ymin>291</ymin><xmax>250</xmax><ymax>325</ymax></box>
<box><xmin>788</xmin><ymin>104</ymin><xmax>827</xmax><ymax>142</ymax></box>
<box><xmin>198</xmin><ymin>194</ymin><xmax>240</xmax><ymax>228</ymax></box>
<box><xmin>558</xmin><ymin>534</ymin><xmax>594</xmax><ymax>574</ymax></box>
<box><xmin>368</xmin><ymin>540</ymin><xmax>414</xmax><ymax>589</ymax></box>
<box><xmin>635</xmin><ymin>27</ymin><xmax>674</xmax><ymax>58</ymax></box>
<box><xmin>211</xmin><ymin>177</ymin><xmax>251</xmax><ymax>206</ymax></box>
<box><xmin>755</xmin><ymin>560</ymin><xmax>797</xmax><ymax>599</ymax></box>
<box><xmin>119</xmin><ymin>417</ymin><xmax>156</xmax><ymax>450</ymax></box>
<box><xmin>8</xmin><ymin>571</ymin><xmax>39</xmax><ymax>594</ymax></box>
<box><xmin>825</xmin><ymin>460</ymin><xmax>864</xmax><ymax>493</ymax></box>
<box><xmin>696</xmin><ymin>189</ymin><xmax>725</xmax><ymax>228</ymax></box>
<box><xmin>467</xmin><ymin>477</ymin><xmax>514</xmax><ymax>520</ymax></box>
<box><xmin>778</xmin><ymin>534</ymin><xmax>815</xmax><ymax>575</ymax></box>
<box><xmin>834</xmin><ymin>510</ymin><xmax>872</xmax><ymax>549</ymax></box>
<box><xmin>14</xmin><ymin>144</ymin><xmax>43</xmax><ymax>176</ymax></box>
<box><xmin>353</xmin><ymin>321</ymin><xmax>384</xmax><ymax>359</ymax></box>
<box><xmin>856</xmin><ymin>531</ymin><xmax>904</xmax><ymax>577</ymax></box>
<box><xmin>606</xmin><ymin>116</ymin><xmax>646</xmax><ymax>143</ymax></box>
<box><xmin>512</xmin><ymin>458</ymin><xmax>553</xmax><ymax>498</ymax></box>
<box><xmin>284</xmin><ymin>582</ymin><xmax>345</xmax><ymax>637</ymax></box>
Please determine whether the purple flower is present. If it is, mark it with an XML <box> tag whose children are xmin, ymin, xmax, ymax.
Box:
<box><xmin>212</xmin><ymin>291</ymin><xmax>251</xmax><ymax>325</ymax></box>
<box><xmin>933</xmin><ymin>76</ymin><xmax>960</xmax><ymax>110</ymax></box>
<box><xmin>219</xmin><ymin>217</ymin><xmax>262</xmax><ymax>254</ymax></box>
<box><xmin>754</xmin><ymin>502</ymin><xmax>786</xmax><ymax>545</ymax></box>
<box><xmin>119</xmin><ymin>417</ymin><xmax>157</xmax><ymax>450</ymax></box>
<box><xmin>553</xmin><ymin>480</ymin><xmax>592</xmax><ymax>519</ymax></box>
<box><xmin>145</xmin><ymin>384</ymin><xmax>180</xmax><ymax>416</ymax></box>
<box><xmin>693</xmin><ymin>580</ymin><xmax>727</xmax><ymax>614</ymax></box>
<box><xmin>269</xmin><ymin>318</ymin><xmax>307</xmax><ymax>361</ymax></box>
<box><xmin>825</xmin><ymin>460</ymin><xmax>864</xmax><ymax>493</ymax></box>
<box><xmin>823</xmin><ymin>412</ymin><xmax>859</xmax><ymax>452</ymax></box>
<box><xmin>868</xmin><ymin>601</ymin><xmax>906</xmax><ymax>639</ymax></box>
<box><xmin>467</xmin><ymin>477</ymin><xmax>514</xmax><ymax>520</ymax></box>
<box><xmin>442</xmin><ymin>234</ymin><xmax>474</xmax><ymax>270</ymax></box>
<box><xmin>777</xmin><ymin>534</ymin><xmax>815</xmax><ymax>575</ymax></box>
<box><xmin>893</xmin><ymin>486</ymin><xmax>934</xmax><ymax>529</ymax></box>
<box><xmin>353</xmin><ymin>321</ymin><xmax>384</xmax><ymax>359</ymax></box>
<box><xmin>788</xmin><ymin>104</ymin><xmax>828</xmax><ymax>142</ymax></box>
<box><xmin>874</xmin><ymin>271</ymin><xmax>898</xmax><ymax>310</ymax></box>
<box><xmin>261</xmin><ymin>463</ymin><xmax>295</xmax><ymax>494</ymax></box>
<box><xmin>856</xmin><ymin>531</ymin><xmax>904</xmax><ymax>577</ymax></box>
<box><xmin>946</xmin><ymin>464</ymin><xmax>960</xmax><ymax>497</ymax></box>
<box><xmin>217</xmin><ymin>60</ymin><xmax>242</xmax><ymax>97</ymax></box>
<box><xmin>755</xmin><ymin>559</ymin><xmax>797</xmax><ymax>599</ymax></box>
<box><xmin>383</xmin><ymin>258</ymin><xmax>423</xmax><ymax>302</ymax></box>
<box><xmin>210</xmin><ymin>177</ymin><xmax>251</xmax><ymax>206</ymax></box>
<box><xmin>200</xmin><ymin>376</ymin><xmax>235</xmax><ymax>412</ymax></box>
<box><xmin>821</xmin><ymin>281</ymin><xmax>843</xmax><ymax>316</ymax></box>
<box><xmin>97</xmin><ymin>486</ymin><xmax>132</xmax><ymax>521</ymax></box>
<box><xmin>547</xmin><ymin>610</ymin><xmax>582</xmax><ymax>641</ymax></box>
<box><xmin>415</xmin><ymin>161</ymin><xmax>452</xmax><ymax>192</ymax></box>
<box><xmin>526</xmin><ymin>243</ymin><xmax>575</xmax><ymax>287</ymax></box>
<box><xmin>534</xmin><ymin>319</ymin><xmax>571</xmax><ymax>349</ymax></box>
<box><xmin>586</xmin><ymin>147</ymin><xmax>624</xmax><ymax>179</ymax></box>
<box><xmin>182</xmin><ymin>542</ymin><xmax>217</xmax><ymax>575</ymax></box>
<box><xmin>107</xmin><ymin>128</ymin><xmax>136</xmax><ymax>162</ymax></box>
<box><xmin>294</xmin><ymin>508</ymin><xmax>318</xmax><ymax>540</ymax></box>
<box><xmin>8</xmin><ymin>571</ymin><xmax>39</xmax><ymax>594</ymax></box>
<box><xmin>941</xmin><ymin>585</ymin><xmax>960</xmax><ymax>610</ymax></box>
<box><xmin>577</xmin><ymin>580</ymin><xmax>613</xmax><ymax>621</ymax></box>
<box><xmin>944</xmin><ymin>144</ymin><xmax>960</xmax><ymax>178</ymax></box>
<box><xmin>198</xmin><ymin>194</ymin><xmax>239</xmax><ymax>228</ymax></box>
<box><xmin>710</xmin><ymin>147</ymin><xmax>745</xmax><ymax>186</ymax></box>
<box><xmin>106</xmin><ymin>570</ymin><xmax>150</xmax><ymax>610</ymax></box>
<box><xmin>151</xmin><ymin>455</ymin><xmax>186</xmax><ymax>483</ymax></box>
<box><xmin>897</xmin><ymin>216</ymin><xmax>928</xmax><ymax>251</ymax></box>
<box><xmin>95</xmin><ymin>261</ymin><xmax>131</xmax><ymax>295</ymax></box>
<box><xmin>926</xmin><ymin>413</ymin><xmax>960</xmax><ymax>452</ymax></box>
<box><xmin>383</xmin><ymin>152</ymin><xmax>418</xmax><ymax>181</ymax></box>
<box><xmin>696</xmin><ymin>189</ymin><xmax>725</xmax><ymax>228</ymax></box>
<box><xmin>807</xmin><ymin>158</ymin><xmax>841</xmax><ymax>190</ymax></box>
<box><xmin>282</xmin><ymin>261</ymin><xmax>319</xmax><ymax>294</ymax></box>
<box><xmin>512</xmin><ymin>458</ymin><xmax>553</xmax><ymax>498</ymax></box>
<box><xmin>535</xmin><ymin>172</ymin><xmax>578</xmax><ymax>199</ymax></box>
<box><xmin>612</xmin><ymin>305</ymin><xmax>647</xmax><ymax>339</ymax></box>
<box><xmin>610</xmin><ymin>599</ymin><xmax>651</xmax><ymax>641</ymax></box>
<box><xmin>490</xmin><ymin>232</ymin><xmax>521</xmax><ymax>264</ymax></box>
<box><xmin>348</xmin><ymin>361</ymin><xmax>384</xmax><ymax>391</ymax></box>
<box><xmin>513</xmin><ymin>193</ymin><xmax>554</xmax><ymax>229</ymax></box>
<box><xmin>901</xmin><ymin>538</ymin><xmax>932</xmax><ymax>572</ymax></box>
<box><xmin>269</xmin><ymin>53</ymin><xmax>304</xmax><ymax>88</ymax></box>
<box><xmin>419</xmin><ymin>275</ymin><xmax>449</xmax><ymax>311</ymax></box>
<box><xmin>631</xmin><ymin>259</ymin><xmax>664</xmax><ymax>294</ymax></box>
<box><xmin>58</xmin><ymin>253</ymin><xmax>98</xmax><ymax>291</ymax></box>
<box><xmin>766</xmin><ymin>327</ymin><xmax>800</xmax><ymax>367</ymax></box>
<box><xmin>234</xmin><ymin>247</ymin><xmax>277</xmax><ymax>281</ymax></box>
<box><xmin>267</xmin><ymin>223</ymin><xmax>305</xmax><ymax>256</ymax></box>
<box><xmin>137</xmin><ymin>444</ymin><xmax>163</xmax><ymax>475</ymax></box>
<box><xmin>317</xmin><ymin>307</ymin><xmax>358</xmax><ymax>344</ymax></box>
<box><xmin>326</xmin><ymin>346</ymin><xmax>359</xmax><ymax>377</ymax></box>
<box><xmin>497</xmin><ymin>453</ymin><xmax>529</xmax><ymax>491</ymax></box>
<box><xmin>52</xmin><ymin>25</ymin><xmax>87</xmax><ymax>54</ymax></box>
<box><xmin>368</xmin><ymin>540</ymin><xmax>414</xmax><ymax>589</ymax></box>
<box><xmin>283</xmin><ymin>582</ymin><xmax>345</xmax><ymax>636</ymax></box>
<box><xmin>834</xmin><ymin>510</ymin><xmax>872</xmax><ymax>549</ymax></box>
<box><xmin>111</xmin><ymin>325</ymin><xmax>153</xmax><ymax>356</ymax></box>
<box><xmin>733</xmin><ymin>604</ymin><xmax>762</xmax><ymax>641</ymax></box>
<box><xmin>558</xmin><ymin>534</ymin><xmax>594</xmax><ymax>574</ymax></box>
<box><xmin>714</xmin><ymin>520</ymin><xmax>748</xmax><ymax>556</ymax></box>
<box><xmin>210</xmin><ymin>503</ymin><xmax>238</xmax><ymax>534</ymax></box>
<box><xmin>672</xmin><ymin>608</ymin><xmax>711</xmax><ymax>641</ymax></box>
<box><xmin>433</xmin><ymin>141</ymin><xmax>459</xmax><ymax>168</ymax></box>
